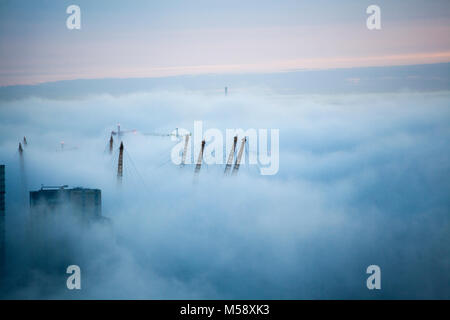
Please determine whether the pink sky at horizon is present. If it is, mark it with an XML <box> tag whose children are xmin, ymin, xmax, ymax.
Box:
<box><xmin>2</xmin><ymin>51</ymin><xmax>449</xmax><ymax>87</ymax></box>
<box><xmin>1</xmin><ymin>19</ymin><xmax>450</xmax><ymax>86</ymax></box>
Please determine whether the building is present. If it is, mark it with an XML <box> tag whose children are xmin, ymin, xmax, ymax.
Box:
<box><xmin>29</xmin><ymin>185</ymin><xmax>102</xmax><ymax>221</ymax></box>
<box><xmin>27</xmin><ymin>185</ymin><xmax>110</xmax><ymax>274</ymax></box>
<box><xmin>0</xmin><ymin>165</ymin><xmax>5</xmax><ymax>270</ymax></box>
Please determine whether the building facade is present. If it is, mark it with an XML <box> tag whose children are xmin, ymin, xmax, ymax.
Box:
<box><xmin>0</xmin><ymin>165</ymin><xmax>5</xmax><ymax>271</ymax></box>
<box><xmin>27</xmin><ymin>185</ymin><xmax>108</xmax><ymax>274</ymax></box>
<box><xmin>29</xmin><ymin>186</ymin><xmax>102</xmax><ymax>221</ymax></box>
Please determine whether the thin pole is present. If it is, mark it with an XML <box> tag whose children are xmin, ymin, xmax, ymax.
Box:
<box><xmin>109</xmin><ymin>135</ymin><xmax>114</xmax><ymax>154</ymax></box>
<box><xmin>181</xmin><ymin>135</ymin><xmax>190</xmax><ymax>167</ymax></box>
<box><xmin>224</xmin><ymin>136</ymin><xmax>237</xmax><ymax>175</ymax></box>
<box><xmin>232</xmin><ymin>137</ymin><xmax>246</xmax><ymax>176</ymax></box>
<box><xmin>117</xmin><ymin>142</ymin><xmax>124</xmax><ymax>184</ymax></box>
<box><xmin>194</xmin><ymin>140</ymin><xmax>206</xmax><ymax>175</ymax></box>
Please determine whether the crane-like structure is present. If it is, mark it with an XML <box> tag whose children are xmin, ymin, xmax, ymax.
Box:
<box><xmin>18</xmin><ymin>141</ymin><xmax>27</xmax><ymax>191</ymax></box>
<box><xmin>194</xmin><ymin>140</ymin><xmax>206</xmax><ymax>175</ymax></box>
<box><xmin>117</xmin><ymin>142</ymin><xmax>124</xmax><ymax>184</ymax></box>
<box><xmin>143</xmin><ymin>127</ymin><xmax>183</xmax><ymax>139</ymax></box>
<box><xmin>232</xmin><ymin>137</ymin><xmax>246</xmax><ymax>176</ymax></box>
<box><xmin>181</xmin><ymin>134</ymin><xmax>190</xmax><ymax>167</ymax></box>
<box><xmin>224</xmin><ymin>136</ymin><xmax>237</xmax><ymax>175</ymax></box>
<box><xmin>111</xmin><ymin>124</ymin><xmax>136</xmax><ymax>141</ymax></box>
<box><xmin>109</xmin><ymin>135</ymin><xmax>114</xmax><ymax>154</ymax></box>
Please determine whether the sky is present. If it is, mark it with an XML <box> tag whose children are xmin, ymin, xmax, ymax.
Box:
<box><xmin>0</xmin><ymin>0</ymin><xmax>450</xmax><ymax>85</ymax></box>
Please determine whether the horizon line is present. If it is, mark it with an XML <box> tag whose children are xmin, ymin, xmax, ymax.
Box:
<box><xmin>1</xmin><ymin>59</ymin><xmax>450</xmax><ymax>89</ymax></box>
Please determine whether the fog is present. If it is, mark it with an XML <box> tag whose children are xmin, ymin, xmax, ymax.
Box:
<box><xmin>0</xmin><ymin>87</ymin><xmax>449</xmax><ymax>299</ymax></box>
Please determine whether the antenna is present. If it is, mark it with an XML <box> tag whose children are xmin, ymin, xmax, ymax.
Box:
<box><xmin>181</xmin><ymin>134</ymin><xmax>190</xmax><ymax>167</ymax></box>
<box><xmin>194</xmin><ymin>140</ymin><xmax>206</xmax><ymax>175</ymax></box>
<box><xmin>117</xmin><ymin>142</ymin><xmax>124</xmax><ymax>184</ymax></box>
<box><xmin>232</xmin><ymin>137</ymin><xmax>246</xmax><ymax>176</ymax></box>
<box><xmin>224</xmin><ymin>136</ymin><xmax>237</xmax><ymax>175</ymax></box>
<box><xmin>109</xmin><ymin>135</ymin><xmax>114</xmax><ymax>154</ymax></box>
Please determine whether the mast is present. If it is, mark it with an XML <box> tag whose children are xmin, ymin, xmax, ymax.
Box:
<box><xmin>109</xmin><ymin>135</ymin><xmax>114</xmax><ymax>154</ymax></box>
<box><xmin>194</xmin><ymin>140</ymin><xmax>206</xmax><ymax>175</ymax></box>
<box><xmin>232</xmin><ymin>137</ymin><xmax>246</xmax><ymax>176</ymax></box>
<box><xmin>181</xmin><ymin>134</ymin><xmax>190</xmax><ymax>167</ymax></box>
<box><xmin>117</xmin><ymin>142</ymin><xmax>124</xmax><ymax>184</ymax></box>
<box><xmin>224</xmin><ymin>136</ymin><xmax>237</xmax><ymax>175</ymax></box>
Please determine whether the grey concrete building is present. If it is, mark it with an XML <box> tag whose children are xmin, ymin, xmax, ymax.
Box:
<box><xmin>29</xmin><ymin>185</ymin><xmax>102</xmax><ymax>221</ymax></box>
<box><xmin>0</xmin><ymin>165</ymin><xmax>5</xmax><ymax>271</ymax></box>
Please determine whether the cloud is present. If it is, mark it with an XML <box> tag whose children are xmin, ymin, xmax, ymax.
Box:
<box><xmin>0</xmin><ymin>88</ymin><xmax>449</xmax><ymax>299</ymax></box>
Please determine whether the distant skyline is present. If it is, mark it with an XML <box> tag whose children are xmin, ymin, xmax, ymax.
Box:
<box><xmin>1</xmin><ymin>0</ymin><xmax>450</xmax><ymax>86</ymax></box>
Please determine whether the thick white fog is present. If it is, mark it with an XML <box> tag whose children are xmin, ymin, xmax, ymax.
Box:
<box><xmin>0</xmin><ymin>89</ymin><xmax>449</xmax><ymax>298</ymax></box>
